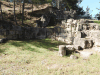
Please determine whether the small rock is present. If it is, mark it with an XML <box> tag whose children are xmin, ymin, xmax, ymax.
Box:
<box><xmin>80</xmin><ymin>51</ymin><xmax>93</xmax><ymax>59</ymax></box>
<box><xmin>70</xmin><ymin>55</ymin><xmax>78</xmax><ymax>59</ymax></box>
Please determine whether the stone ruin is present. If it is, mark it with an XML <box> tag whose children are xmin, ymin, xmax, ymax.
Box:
<box><xmin>56</xmin><ymin>19</ymin><xmax>100</xmax><ymax>57</ymax></box>
<box><xmin>1</xmin><ymin>17</ymin><xmax>100</xmax><ymax>59</ymax></box>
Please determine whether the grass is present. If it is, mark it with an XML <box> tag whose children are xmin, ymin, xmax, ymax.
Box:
<box><xmin>94</xmin><ymin>20</ymin><xmax>100</xmax><ymax>25</ymax></box>
<box><xmin>0</xmin><ymin>38</ymin><xmax>100</xmax><ymax>75</ymax></box>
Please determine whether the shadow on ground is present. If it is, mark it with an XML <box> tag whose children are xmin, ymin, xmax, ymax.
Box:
<box><xmin>8</xmin><ymin>38</ymin><xmax>67</xmax><ymax>52</ymax></box>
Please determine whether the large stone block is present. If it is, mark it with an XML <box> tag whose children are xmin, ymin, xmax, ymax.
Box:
<box><xmin>36</xmin><ymin>28</ymin><xmax>46</xmax><ymax>39</ymax></box>
<box><xmin>66</xmin><ymin>45</ymin><xmax>75</xmax><ymax>54</ymax></box>
<box><xmin>1</xmin><ymin>29</ymin><xmax>6</xmax><ymax>35</ymax></box>
<box><xmin>90</xmin><ymin>30</ymin><xmax>100</xmax><ymax>38</ymax></box>
<box><xmin>58</xmin><ymin>45</ymin><xmax>66</xmax><ymax>57</ymax></box>
<box><xmin>92</xmin><ymin>47</ymin><xmax>100</xmax><ymax>52</ymax></box>
<box><xmin>9</xmin><ymin>30</ymin><xmax>15</xmax><ymax>35</ymax></box>
<box><xmin>79</xmin><ymin>19</ymin><xmax>86</xmax><ymax>23</ymax></box>
<box><xmin>75</xmin><ymin>31</ymin><xmax>87</xmax><ymax>38</ymax></box>
<box><xmin>7</xmin><ymin>35</ymin><xmax>13</xmax><ymax>39</ymax></box>
<box><xmin>57</xmin><ymin>37</ymin><xmax>65</xmax><ymax>42</ymax></box>
<box><xmin>67</xmin><ymin>19</ymin><xmax>73</xmax><ymax>23</ymax></box>
<box><xmin>12</xmin><ymin>25</ymin><xmax>22</xmax><ymax>30</ymax></box>
<box><xmin>65</xmin><ymin>37</ymin><xmax>73</xmax><ymax>45</ymax></box>
<box><xmin>73</xmin><ymin>20</ymin><xmax>78</xmax><ymax>24</ymax></box>
<box><xmin>73</xmin><ymin>38</ymin><xmax>93</xmax><ymax>49</ymax></box>
<box><xmin>46</xmin><ymin>28</ymin><xmax>54</xmax><ymax>38</ymax></box>
<box><xmin>94</xmin><ymin>38</ymin><xmax>100</xmax><ymax>47</ymax></box>
<box><xmin>54</xmin><ymin>26</ymin><xmax>61</xmax><ymax>33</ymax></box>
<box><xmin>12</xmin><ymin>35</ymin><xmax>17</xmax><ymax>39</ymax></box>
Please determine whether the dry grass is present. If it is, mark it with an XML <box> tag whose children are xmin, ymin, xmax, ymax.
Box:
<box><xmin>0</xmin><ymin>38</ymin><xmax>100</xmax><ymax>75</ymax></box>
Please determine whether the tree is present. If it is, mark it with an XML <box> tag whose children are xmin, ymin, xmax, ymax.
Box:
<box><xmin>14</xmin><ymin>0</ymin><xmax>17</xmax><ymax>24</ymax></box>
<box><xmin>22</xmin><ymin>0</ymin><xmax>24</xmax><ymax>25</ymax></box>
<box><xmin>95</xmin><ymin>13</ymin><xmax>100</xmax><ymax>20</ymax></box>
<box><xmin>0</xmin><ymin>2</ymin><xmax>3</xmax><ymax>20</ymax></box>
<box><xmin>96</xmin><ymin>2</ymin><xmax>100</xmax><ymax>20</ymax></box>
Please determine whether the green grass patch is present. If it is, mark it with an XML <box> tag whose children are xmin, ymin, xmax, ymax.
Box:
<box><xmin>94</xmin><ymin>20</ymin><xmax>100</xmax><ymax>25</ymax></box>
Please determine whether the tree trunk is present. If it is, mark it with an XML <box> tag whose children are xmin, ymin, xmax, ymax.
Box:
<box><xmin>14</xmin><ymin>0</ymin><xmax>17</xmax><ymax>25</ymax></box>
<box><xmin>32</xmin><ymin>1</ymin><xmax>33</xmax><ymax>12</ymax></box>
<box><xmin>0</xmin><ymin>2</ymin><xmax>3</xmax><ymax>20</ymax></box>
<box><xmin>22</xmin><ymin>0</ymin><xmax>24</xmax><ymax>25</ymax></box>
<box><xmin>20</xmin><ymin>1</ymin><xmax>21</xmax><ymax>14</ymax></box>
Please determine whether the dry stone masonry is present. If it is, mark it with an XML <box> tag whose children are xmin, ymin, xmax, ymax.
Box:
<box><xmin>1</xmin><ymin>18</ymin><xmax>100</xmax><ymax>57</ymax></box>
<box><xmin>58</xmin><ymin>19</ymin><xmax>100</xmax><ymax>57</ymax></box>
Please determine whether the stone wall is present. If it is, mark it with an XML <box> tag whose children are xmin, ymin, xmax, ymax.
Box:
<box><xmin>0</xmin><ymin>25</ymin><xmax>49</xmax><ymax>40</ymax></box>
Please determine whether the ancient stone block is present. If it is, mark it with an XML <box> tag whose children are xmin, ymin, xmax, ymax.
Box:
<box><xmin>73</xmin><ymin>20</ymin><xmax>78</xmax><ymax>24</ymax></box>
<box><xmin>90</xmin><ymin>30</ymin><xmax>100</xmax><ymax>38</ymax></box>
<box><xmin>79</xmin><ymin>19</ymin><xmax>86</xmax><ymax>23</ymax></box>
<box><xmin>61</xmin><ymin>20</ymin><xmax>66</xmax><ymax>25</ymax></box>
<box><xmin>46</xmin><ymin>28</ymin><xmax>54</xmax><ymax>38</ymax></box>
<box><xmin>92</xmin><ymin>47</ymin><xmax>100</xmax><ymax>52</ymax></box>
<box><xmin>1</xmin><ymin>29</ymin><xmax>6</xmax><ymax>35</ymax></box>
<box><xmin>65</xmin><ymin>37</ymin><xmax>73</xmax><ymax>45</ymax></box>
<box><xmin>67</xmin><ymin>19</ymin><xmax>73</xmax><ymax>23</ymax></box>
<box><xmin>94</xmin><ymin>38</ymin><xmax>100</xmax><ymax>47</ymax></box>
<box><xmin>73</xmin><ymin>45</ymin><xmax>82</xmax><ymax>50</ymax></box>
<box><xmin>85</xmin><ymin>40</ymin><xmax>93</xmax><ymax>48</ymax></box>
<box><xmin>75</xmin><ymin>31</ymin><xmax>87</xmax><ymax>38</ymax></box>
<box><xmin>7</xmin><ymin>35</ymin><xmax>12</xmax><ymax>39</ymax></box>
<box><xmin>19</xmin><ymin>34</ymin><xmax>24</xmax><ymax>39</ymax></box>
<box><xmin>54</xmin><ymin>26</ymin><xmax>61</xmax><ymax>33</ymax></box>
<box><xmin>0</xmin><ymin>29</ymin><xmax>2</xmax><ymax>35</ymax></box>
<box><xmin>0</xmin><ymin>38</ymin><xmax>7</xmax><ymax>43</ymax></box>
<box><xmin>58</xmin><ymin>37</ymin><xmax>65</xmax><ymax>42</ymax></box>
<box><xmin>73</xmin><ymin>38</ymin><xmax>93</xmax><ymax>49</ymax></box>
<box><xmin>12</xmin><ymin>25</ymin><xmax>21</xmax><ymax>30</ymax></box>
<box><xmin>59</xmin><ymin>33</ymin><xmax>67</xmax><ymax>37</ymax></box>
<box><xmin>58</xmin><ymin>45</ymin><xmax>66</xmax><ymax>57</ymax></box>
<box><xmin>66</xmin><ymin>45</ymin><xmax>75</xmax><ymax>51</ymax></box>
<box><xmin>9</xmin><ymin>30</ymin><xmax>15</xmax><ymax>35</ymax></box>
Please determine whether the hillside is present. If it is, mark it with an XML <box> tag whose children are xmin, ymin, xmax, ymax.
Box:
<box><xmin>0</xmin><ymin>1</ymin><xmax>51</xmax><ymax>27</ymax></box>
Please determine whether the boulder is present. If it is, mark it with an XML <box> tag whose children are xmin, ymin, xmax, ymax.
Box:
<box><xmin>0</xmin><ymin>38</ymin><xmax>3</xmax><ymax>43</ymax></box>
<box><xmin>0</xmin><ymin>38</ymin><xmax>7</xmax><ymax>43</ymax></box>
